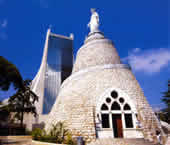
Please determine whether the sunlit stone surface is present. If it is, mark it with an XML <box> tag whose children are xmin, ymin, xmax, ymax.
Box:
<box><xmin>25</xmin><ymin>10</ymin><xmax>166</xmax><ymax>144</ymax></box>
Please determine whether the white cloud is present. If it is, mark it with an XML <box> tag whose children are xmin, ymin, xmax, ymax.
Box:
<box><xmin>0</xmin><ymin>19</ymin><xmax>8</xmax><ymax>40</ymax></box>
<box><xmin>1</xmin><ymin>19</ymin><xmax>7</xmax><ymax>28</ymax></box>
<box><xmin>133</xmin><ymin>47</ymin><xmax>141</xmax><ymax>53</ymax></box>
<box><xmin>124</xmin><ymin>48</ymin><xmax>170</xmax><ymax>74</ymax></box>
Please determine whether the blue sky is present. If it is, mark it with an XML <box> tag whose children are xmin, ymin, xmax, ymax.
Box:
<box><xmin>0</xmin><ymin>0</ymin><xmax>169</xmax><ymax>109</ymax></box>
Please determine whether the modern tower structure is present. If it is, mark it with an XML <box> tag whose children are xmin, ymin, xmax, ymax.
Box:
<box><xmin>45</xmin><ymin>10</ymin><xmax>166</xmax><ymax>144</ymax></box>
<box><xmin>30</xmin><ymin>29</ymin><xmax>73</xmax><ymax>122</ymax></box>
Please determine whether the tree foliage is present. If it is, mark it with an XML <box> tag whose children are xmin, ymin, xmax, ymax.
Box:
<box><xmin>161</xmin><ymin>80</ymin><xmax>170</xmax><ymax>123</ymax></box>
<box><xmin>0</xmin><ymin>56</ymin><xmax>39</xmax><ymax>127</ymax></box>
<box><xmin>0</xmin><ymin>56</ymin><xmax>23</xmax><ymax>91</ymax></box>
<box><xmin>8</xmin><ymin>80</ymin><xmax>38</xmax><ymax>126</ymax></box>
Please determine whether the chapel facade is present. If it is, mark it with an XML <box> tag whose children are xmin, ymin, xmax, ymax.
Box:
<box><xmin>29</xmin><ymin>9</ymin><xmax>166</xmax><ymax>144</ymax></box>
<box><xmin>44</xmin><ymin>10</ymin><xmax>165</xmax><ymax>143</ymax></box>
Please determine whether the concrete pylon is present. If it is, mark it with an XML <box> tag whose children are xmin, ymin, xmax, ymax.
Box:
<box><xmin>25</xmin><ymin>29</ymin><xmax>73</xmax><ymax>130</ymax></box>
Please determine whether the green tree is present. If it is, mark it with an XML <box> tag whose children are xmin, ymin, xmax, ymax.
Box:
<box><xmin>8</xmin><ymin>80</ymin><xmax>38</xmax><ymax>127</ymax></box>
<box><xmin>162</xmin><ymin>80</ymin><xmax>170</xmax><ymax>123</ymax></box>
<box><xmin>0</xmin><ymin>56</ymin><xmax>39</xmax><ymax>127</ymax></box>
<box><xmin>0</xmin><ymin>56</ymin><xmax>23</xmax><ymax>91</ymax></box>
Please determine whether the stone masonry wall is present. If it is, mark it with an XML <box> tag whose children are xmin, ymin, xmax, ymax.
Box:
<box><xmin>73</xmin><ymin>38</ymin><xmax>121</xmax><ymax>73</ymax></box>
<box><xmin>45</xmin><ymin>66</ymin><xmax>156</xmax><ymax>142</ymax></box>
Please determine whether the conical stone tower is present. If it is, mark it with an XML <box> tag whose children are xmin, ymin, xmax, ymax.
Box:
<box><xmin>45</xmin><ymin>10</ymin><xmax>165</xmax><ymax>144</ymax></box>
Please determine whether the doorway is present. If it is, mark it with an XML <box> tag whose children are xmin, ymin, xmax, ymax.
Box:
<box><xmin>112</xmin><ymin>114</ymin><xmax>123</xmax><ymax>138</ymax></box>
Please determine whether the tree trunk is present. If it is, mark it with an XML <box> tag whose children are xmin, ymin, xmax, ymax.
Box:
<box><xmin>20</xmin><ymin>112</ymin><xmax>24</xmax><ymax>127</ymax></box>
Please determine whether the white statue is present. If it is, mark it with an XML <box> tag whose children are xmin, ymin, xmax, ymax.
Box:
<box><xmin>88</xmin><ymin>8</ymin><xmax>100</xmax><ymax>33</ymax></box>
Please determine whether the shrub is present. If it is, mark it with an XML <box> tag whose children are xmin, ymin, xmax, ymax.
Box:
<box><xmin>39</xmin><ymin>136</ymin><xmax>57</xmax><ymax>143</ymax></box>
<box><xmin>63</xmin><ymin>133</ymin><xmax>77</xmax><ymax>145</ymax></box>
<box><xmin>32</xmin><ymin>128</ymin><xmax>45</xmax><ymax>140</ymax></box>
<box><xmin>31</xmin><ymin>122</ymin><xmax>76</xmax><ymax>144</ymax></box>
<box><xmin>50</xmin><ymin>121</ymin><xmax>69</xmax><ymax>142</ymax></box>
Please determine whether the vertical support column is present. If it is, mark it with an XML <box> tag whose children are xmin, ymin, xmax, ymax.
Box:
<box><xmin>109</xmin><ymin>112</ymin><xmax>114</xmax><ymax>138</ymax></box>
<box><xmin>122</xmin><ymin>112</ymin><xmax>125</xmax><ymax>129</ymax></box>
<box><xmin>122</xmin><ymin>112</ymin><xmax>125</xmax><ymax>138</ymax></box>
<box><xmin>132</xmin><ymin>112</ymin><xmax>137</xmax><ymax>129</ymax></box>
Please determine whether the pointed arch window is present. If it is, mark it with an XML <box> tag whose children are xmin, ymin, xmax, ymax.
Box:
<box><xmin>111</xmin><ymin>91</ymin><xmax>118</xmax><ymax>99</ymax></box>
<box><xmin>101</xmin><ymin>104</ymin><xmax>108</xmax><ymax>110</ymax></box>
<box><xmin>111</xmin><ymin>102</ymin><xmax>121</xmax><ymax>110</ymax></box>
<box><xmin>125</xmin><ymin>114</ymin><xmax>133</xmax><ymax>128</ymax></box>
<box><xmin>124</xmin><ymin>104</ymin><xmax>131</xmax><ymax>110</ymax></box>
<box><xmin>101</xmin><ymin>114</ymin><xmax>110</xmax><ymax>128</ymax></box>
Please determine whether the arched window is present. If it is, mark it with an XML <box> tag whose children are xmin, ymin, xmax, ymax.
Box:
<box><xmin>111</xmin><ymin>102</ymin><xmax>120</xmax><ymax>110</ymax></box>
<box><xmin>106</xmin><ymin>97</ymin><xmax>111</xmax><ymax>103</ymax></box>
<box><xmin>119</xmin><ymin>98</ymin><xmax>124</xmax><ymax>104</ymax></box>
<box><xmin>101</xmin><ymin>104</ymin><xmax>108</xmax><ymax>110</ymax></box>
<box><xmin>124</xmin><ymin>114</ymin><xmax>133</xmax><ymax>128</ymax></box>
<box><xmin>101</xmin><ymin>114</ymin><xmax>110</xmax><ymax>128</ymax></box>
<box><xmin>111</xmin><ymin>91</ymin><xmax>118</xmax><ymax>99</ymax></box>
<box><xmin>124</xmin><ymin>104</ymin><xmax>131</xmax><ymax>110</ymax></box>
<box><xmin>101</xmin><ymin>104</ymin><xmax>110</xmax><ymax>128</ymax></box>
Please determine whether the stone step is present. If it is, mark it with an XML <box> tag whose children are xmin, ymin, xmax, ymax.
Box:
<box><xmin>88</xmin><ymin>138</ymin><xmax>158</xmax><ymax>145</ymax></box>
<box><xmin>0</xmin><ymin>139</ymin><xmax>32</xmax><ymax>145</ymax></box>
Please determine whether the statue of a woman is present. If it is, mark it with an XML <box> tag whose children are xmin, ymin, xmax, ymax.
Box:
<box><xmin>88</xmin><ymin>8</ymin><xmax>100</xmax><ymax>33</ymax></box>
